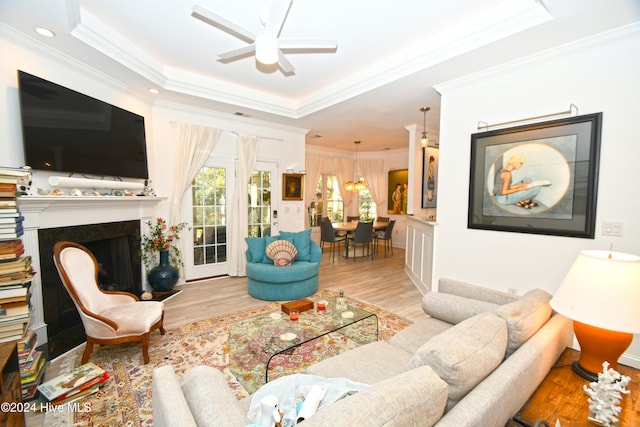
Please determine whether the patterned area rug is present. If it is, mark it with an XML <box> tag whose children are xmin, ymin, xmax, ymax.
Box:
<box><xmin>45</xmin><ymin>290</ymin><xmax>412</xmax><ymax>426</ymax></box>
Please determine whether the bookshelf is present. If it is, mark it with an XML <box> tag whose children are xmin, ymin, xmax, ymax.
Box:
<box><xmin>0</xmin><ymin>166</ymin><xmax>46</xmax><ymax>400</ymax></box>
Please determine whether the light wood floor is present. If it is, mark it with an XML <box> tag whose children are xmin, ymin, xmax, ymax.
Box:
<box><xmin>27</xmin><ymin>246</ymin><xmax>426</xmax><ymax>426</ymax></box>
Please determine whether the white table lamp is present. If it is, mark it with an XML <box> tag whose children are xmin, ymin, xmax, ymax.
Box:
<box><xmin>550</xmin><ymin>250</ymin><xmax>640</xmax><ymax>381</ymax></box>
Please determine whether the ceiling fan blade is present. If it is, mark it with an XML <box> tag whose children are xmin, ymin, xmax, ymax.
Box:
<box><xmin>278</xmin><ymin>39</ymin><xmax>338</xmax><ymax>51</ymax></box>
<box><xmin>217</xmin><ymin>45</ymin><xmax>256</xmax><ymax>62</ymax></box>
<box><xmin>192</xmin><ymin>5</ymin><xmax>256</xmax><ymax>44</ymax></box>
<box><xmin>264</xmin><ymin>0</ymin><xmax>292</xmax><ymax>37</ymax></box>
<box><xmin>277</xmin><ymin>50</ymin><xmax>295</xmax><ymax>75</ymax></box>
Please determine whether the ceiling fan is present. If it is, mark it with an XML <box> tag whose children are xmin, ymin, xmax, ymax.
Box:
<box><xmin>191</xmin><ymin>0</ymin><xmax>338</xmax><ymax>75</ymax></box>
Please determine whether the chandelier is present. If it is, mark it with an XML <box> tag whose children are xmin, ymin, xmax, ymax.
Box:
<box><xmin>420</xmin><ymin>106</ymin><xmax>430</xmax><ymax>147</ymax></box>
<box><xmin>343</xmin><ymin>140</ymin><xmax>367</xmax><ymax>192</ymax></box>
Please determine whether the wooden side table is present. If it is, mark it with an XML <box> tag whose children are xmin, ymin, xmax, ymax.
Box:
<box><xmin>0</xmin><ymin>341</ymin><xmax>26</xmax><ymax>427</ymax></box>
<box><xmin>511</xmin><ymin>347</ymin><xmax>640</xmax><ymax>426</ymax></box>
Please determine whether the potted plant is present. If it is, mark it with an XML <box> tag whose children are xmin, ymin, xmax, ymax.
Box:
<box><xmin>141</xmin><ymin>217</ymin><xmax>189</xmax><ymax>291</ymax></box>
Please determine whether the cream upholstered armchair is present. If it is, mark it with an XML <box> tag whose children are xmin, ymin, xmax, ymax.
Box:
<box><xmin>53</xmin><ymin>241</ymin><xmax>165</xmax><ymax>364</ymax></box>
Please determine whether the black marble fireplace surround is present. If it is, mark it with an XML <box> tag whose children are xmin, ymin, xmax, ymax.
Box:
<box><xmin>38</xmin><ymin>220</ymin><xmax>142</xmax><ymax>358</ymax></box>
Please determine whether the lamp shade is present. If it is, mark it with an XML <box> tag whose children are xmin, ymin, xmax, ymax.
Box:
<box><xmin>550</xmin><ymin>250</ymin><xmax>640</xmax><ymax>334</ymax></box>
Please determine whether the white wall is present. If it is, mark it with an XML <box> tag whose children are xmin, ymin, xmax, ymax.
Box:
<box><xmin>0</xmin><ymin>39</ymin><xmax>152</xmax><ymax>181</ymax></box>
<box><xmin>0</xmin><ymin>38</ymin><xmax>307</xmax><ymax>234</ymax></box>
<box><xmin>150</xmin><ymin>102</ymin><xmax>307</xmax><ymax>231</ymax></box>
<box><xmin>434</xmin><ymin>24</ymin><xmax>640</xmax><ymax>366</ymax></box>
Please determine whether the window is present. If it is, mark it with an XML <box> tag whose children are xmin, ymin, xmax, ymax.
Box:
<box><xmin>309</xmin><ymin>175</ymin><xmax>344</xmax><ymax>225</ymax></box>
<box><xmin>358</xmin><ymin>188</ymin><xmax>377</xmax><ymax>221</ymax></box>
<box><xmin>248</xmin><ymin>170</ymin><xmax>272</xmax><ymax>237</ymax></box>
<box><xmin>192</xmin><ymin>167</ymin><xmax>227</xmax><ymax>266</ymax></box>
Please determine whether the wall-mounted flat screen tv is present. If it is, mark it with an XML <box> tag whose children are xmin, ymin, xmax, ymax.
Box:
<box><xmin>17</xmin><ymin>70</ymin><xmax>149</xmax><ymax>180</ymax></box>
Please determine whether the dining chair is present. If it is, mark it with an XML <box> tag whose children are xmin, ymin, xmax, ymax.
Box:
<box><xmin>53</xmin><ymin>241</ymin><xmax>165</xmax><ymax>364</ymax></box>
<box><xmin>348</xmin><ymin>221</ymin><xmax>374</xmax><ymax>261</ymax></box>
<box><xmin>377</xmin><ymin>216</ymin><xmax>390</xmax><ymax>222</ymax></box>
<box><xmin>320</xmin><ymin>220</ymin><xmax>346</xmax><ymax>262</ymax></box>
<box><xmin>374</xmin><ymin>219</ymin><xmax>396</xmax><ymax>257</ymax></box>
<box><xmin>346</xmin><ymin>216</ymin><xmax>360</xmax><ymax>222</ymax></box>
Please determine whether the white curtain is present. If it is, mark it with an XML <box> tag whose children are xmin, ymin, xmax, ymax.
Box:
<box><xmin>335</xmin><ymin>158</ymin><xmax>355</xmax><ymax>216</ymax></box>
<box><xmin>304</xmin><ymin>155</ymin><xmax>324</xmax><ymax>226</ymax></box>
<box><xmin>170</xmin><ymin>123</ymin><xmax>221</xmax><ymax>279</ymax></box>
<box><xmin>359</xmin><ymin>159</ymin><xmax>386</xmax><ymax>217</ymax></box>
<box><xmin>228</xmin><ymin>134</ymin><xmax>260</xmax><ymax>276</ymax></box>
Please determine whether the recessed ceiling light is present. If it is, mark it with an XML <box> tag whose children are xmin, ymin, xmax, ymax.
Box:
<box><xmin>148</xmin><ymin>88</ymin><xmax>159</xmax><ymax>94</ymax></box>
<box><xmin>35</xmin><ymin>27</ymin><xmax>55</xmax><ymax>38</ymax></box>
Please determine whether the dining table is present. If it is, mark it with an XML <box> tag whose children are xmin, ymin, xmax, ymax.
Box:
<box><xmin>331</xmin><ymin>221</ymin><xmax>389</xmax><ymax>258</ymax></box>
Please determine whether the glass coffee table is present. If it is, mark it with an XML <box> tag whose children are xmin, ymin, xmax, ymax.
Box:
<box><xmin>229</xmin><ymin>303</ymin><xmax>378</xmax><ymax>393</ymax></box>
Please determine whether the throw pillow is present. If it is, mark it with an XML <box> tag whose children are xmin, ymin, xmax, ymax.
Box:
<box><xmin>422</xmin><ymin>292</ymin><xmax>499</xmax><ymax>324</ymax></box>
<box><xmin>265</xmin><ymin>240</ymin><xmax>298</xmax><ymax>266</ymax></box>
<box><xmin>244</xmin><ymin>237</ymin><xmax>266</xmax><ymax>263</ymax></box>
<box><xmin>494</xmin><ymin>289</ymin><xmax>552</xmax><ymax>357</ymax></box>
<box><xmin>262</xmin><ymin>235</ymin><xmax>281</xmax><ymax>264</ymax></box>
<box><xmin>280</xmin><ymin>229</ymin><xmax>312</xmax><ymax>261</ymax></box>
<box><xmin>409</xmin><ymin>312</ymin><xmax>508</xmax><ymax>406</ymax></box>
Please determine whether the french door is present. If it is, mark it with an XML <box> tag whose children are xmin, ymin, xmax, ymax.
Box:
<box><xmin>183</xmin><ymin>159</ymin><xmax>278</xmax><ymax>280</ymax></box>
<box><xmin>183</xmin><ymin>158</ymin><xmax>234</xmax><ymax>279</ymax></box>
<box><xmin>248</xmin><ymin>161</ymin><xmax>278</xmax><ymax>237</ymax></box>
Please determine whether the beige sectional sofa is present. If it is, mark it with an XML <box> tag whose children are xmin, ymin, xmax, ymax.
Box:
<box><xmin>152</xmin><ymin>278</ymin><xmax>573</xmax><ymax>426</ymax></box>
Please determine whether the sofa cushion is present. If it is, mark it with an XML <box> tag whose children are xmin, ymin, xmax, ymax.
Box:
<box><xmin>306</xmin><ymin>341</ymin><xmax>413</xmax><ymax>384</ymax></box>
<box><xmin>302</xmin><ymin>365</ymin><xmax>448</xmax><ymax>427</ymax></box>
<box><xmin>494</xmin><ymin>289</ymin><xmax>552</xmax><ymax>357</ymax></box>
<box><xmin>437</xmin><ymin>278</ymin><xmax>518</xmax><ymax>305</ymax></box>
<box><xmin>422</xmin><ymin>291</ymin><xmax>499</xmax><ymax>324</ymax></box>
<box><xmin>410</xmin><ymin>312</ymin><xmax>507</xmax><ymax>407</ymax></box>
<box><xmin>245</xmin><ymin>237</ymin><xmax>266</xmax><ymax>263</ymax></box>
<box><xmin>280</xmin><ymin>229</ymin><xmax>312</xmax><ymax>261</ymax></box>
<box><xmin>183</xmin><ymin>365</ymin><xmax>247</xmax><ymax>427</ymax></box>
<box><xmin>265</xmin><ymin>240</ymin><xmax>298</xmax><ymax>266</ymax></box>
<box><xmin>388</xmin><ymin>317</ymin><xmax>452</xmax><ymax>354</ymax></box>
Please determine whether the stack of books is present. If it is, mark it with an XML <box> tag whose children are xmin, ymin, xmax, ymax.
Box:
<box><xmin>37</xmin><ymin>362</ymin><xmax>109</xmax><ymax>406</ymax></box>
<box><xmin>18</xmin><ymin>330</ymin><xmax>47</xmax><ymax>400</ymax></box>
<box><xmin>0</xmin><ymin>167</ymin><xmax>34</xmax><ymax>343</ymax></box>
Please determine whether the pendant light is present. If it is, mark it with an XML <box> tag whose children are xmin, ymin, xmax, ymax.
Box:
<box><xmin>343</xmin><ymin>141</ymin><xmax>367</xmax><ymax>192</ymax></box>
<box><xmin>420</xmin><ymin>106</ymin><xmax>430</xmax><ymax>147</ymax></box>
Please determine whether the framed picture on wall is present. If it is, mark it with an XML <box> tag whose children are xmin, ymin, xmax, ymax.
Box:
<box><xmin>468</xmin><ymin>112</ymin><xmax>602</xmax><ymax>238</ymax></box>
<box><xmin>422</xmin><ymin>146</ymin><xmax>439</xmax><ymax>208</ymax></box>
<box><xmin>388</xmin><ymin>169</ymin><xmax>408</xmax><ymax>214</ymax></box>
<box><xmin>282</xmin><ymin>173</ymin><xmax>304</xmax><ymax>200</ymax></box>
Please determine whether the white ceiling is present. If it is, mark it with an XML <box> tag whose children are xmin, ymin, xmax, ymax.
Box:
<box><xmin>1</xmin><ymin>0</ymin><xmax>639</xmax><ymax>152</ymax></box>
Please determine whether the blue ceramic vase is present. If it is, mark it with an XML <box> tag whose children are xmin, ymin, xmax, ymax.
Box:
<box><xmin>148</xmin><ymin>249</ymin><xmax>179</xmax><ymax>292</ymax></box>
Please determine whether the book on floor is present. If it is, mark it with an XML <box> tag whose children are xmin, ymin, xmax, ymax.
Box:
<box><xmin>0</xmin><ymin>256</ymin><xmax>31</xmax><ymax>273</ymax></box>
<box><xmin>0</xmin><ymin>215</ymin><xmax>23</xmax><ymax>226</ymax></box>
<box><xmin>0</xmin><ymin>300</ymin><xmax>29</xmax><ymax>318</ymax></box>
<box><xmin>0</xmin><ymin>247</ymin><xmax>25</xmax><ymax>261</ymax></box>
<box><xmin>37</xmin><ymin>362</ymin><xmax>106</xmax><ymax>402</ymax></box>
<box><xmin>49</xmin><ymin>372</ymin><xmax>109</xmax><ymax>406</ymax></box>
<box><xmin>0</xmin><ymin>226</ymin><xmax>23</xmax><ymax>239</ymax></box>
<box><xmin>0</xmin><ymin>210</ymin><xmax>20</xmax><ymax>218</ymax></box>
<box><xmin>0</xmin><ymin>239</ymin><xmax>22</xmax><ymax>250</ymax></box>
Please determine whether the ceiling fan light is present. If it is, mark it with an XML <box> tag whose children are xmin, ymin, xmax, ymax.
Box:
<box><xmin>255</xmin><ymin>34</ymin><xmax>279</xmax><ymax>65</ymax></box>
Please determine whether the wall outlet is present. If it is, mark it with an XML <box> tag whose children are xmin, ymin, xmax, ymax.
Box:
<box><xmin>602</xmin><ymin>221</ymin><xmax>623</xmax><ymax>237</ymax></box>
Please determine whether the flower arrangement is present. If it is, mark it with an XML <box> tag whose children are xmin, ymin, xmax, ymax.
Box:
<box><xmin>140</xmin><ymin>217</ymin><xmax>189</xmax><ymax>270</ymax></box>
<box><xmin>584</xmin><ymin>361</ymin><xmax>630</xmax><ymax>426</ymax></box>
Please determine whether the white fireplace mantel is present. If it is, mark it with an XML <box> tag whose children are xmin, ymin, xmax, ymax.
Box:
<box><xmin>17</xmin><ymin>195</ymin><xmax>165</xmax><ymax>348</ymax></box>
